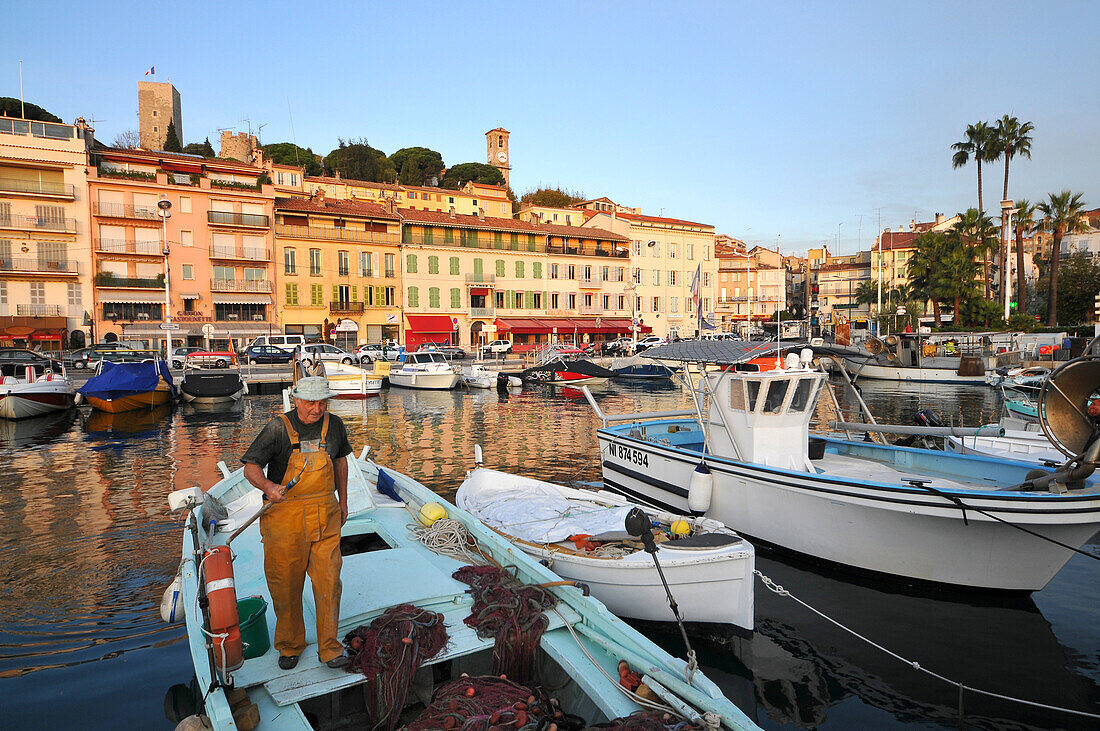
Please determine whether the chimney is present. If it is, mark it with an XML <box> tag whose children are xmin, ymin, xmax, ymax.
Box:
<box><xmin>386</xmin><ymin>198</ymin><xmax>395</xmax><ymax>214</ymax></box>
<box><xmin>334</xmin><ymin>170</ymin><xmax>341</xmax><ymax>181</ymax></box>
<box><xmin>910</xmin><ymin>219</ymin><xmax>916</xmax><ymax>231</ymax></box>
<box><xmin>935</xmin><ymin>212</ymin><xmax>945</xmax><ymax>225</ymax></box>
<box><xmin>477</xmin><ymin>207</ymin><xmax>485</xmax><ymax>220</ymax></box>
<box><xmin>315</xmin><ymin>188</ymin><xmax>326</xmax><ymax>207</ymax></box>
<box><xmin>448</xmin><ymin>206</ymin><xmax>455</xmax><ymax>219</ymax></box>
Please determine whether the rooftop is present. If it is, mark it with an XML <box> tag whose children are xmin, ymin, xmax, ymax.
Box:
<box><xmin>275</xmin><ymin>196</ymin><xmax>401</xmax><ymax>220</ymax></box>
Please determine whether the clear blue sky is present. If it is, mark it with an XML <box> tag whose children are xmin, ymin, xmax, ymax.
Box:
<box><xmin>3</xmin><ymin>1</ymin><xmax>1097</xmax><ymax>254</ymax></box>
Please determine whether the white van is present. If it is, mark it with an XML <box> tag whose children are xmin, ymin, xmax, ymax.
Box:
<box><xmin>244</xmin><ymin>334</ymin><xmax>307</xmax><ymax>351</ymax></box>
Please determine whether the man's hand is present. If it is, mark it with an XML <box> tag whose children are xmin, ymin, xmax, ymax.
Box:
<box><xmin>340</xmin><ymin>499</ymin><xmax>349</xmax><ymax>526</ymax></box>
<box><xmin>263</xmin><ymin>482</ymin><xmax>287</xmax><ymax>503</ymax></box>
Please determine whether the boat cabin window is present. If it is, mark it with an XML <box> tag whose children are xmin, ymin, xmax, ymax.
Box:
<box><xmin>788</xmin><ymin>378</ymin><xmax>818</xmax><ymax>413</ymax></box>
<box><xmin>745</xmin><ymin>380</ymin><xmax>761</xmax><ymax>411</ymax></box>
<box><xmin>761</xmin><ymin>379</ymin><xmax>790</xmax><ymax>414</ymax></box>
<box><xmin>729</xmin><ymin>379</ymin><xmax>747</xmax><ymax>411</ymax></box>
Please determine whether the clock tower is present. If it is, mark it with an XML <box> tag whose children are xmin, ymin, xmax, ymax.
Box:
<box><xmin>486</xmin><ymin>127</ymin><xmax>510</xmax><ymax>185</ymax></box>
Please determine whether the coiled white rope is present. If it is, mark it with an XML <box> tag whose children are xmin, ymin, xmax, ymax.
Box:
<box><xmin>754</xmin><ymin>569</ymin><xmax>1100</xmax><ymax>722</ymax></box>
<box><xmin>408</xmin><ymin>519</ymin><xmax>488</xmax><ymax>564</ymax></box>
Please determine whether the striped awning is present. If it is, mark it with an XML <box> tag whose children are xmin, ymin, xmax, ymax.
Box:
<box><xmin>99</xmin><ymin>292</ymin><xmax>166</xmax><ymax>304</ymax></box>
<box><xmin>211</xmin><ymin>294</ymin><xmax>273</xmax><ymax>305</ymax></box>
<box><xmin>180</xmin><ymin>292</ymin><xmax>201</xmax><ymax>300</ymax></box>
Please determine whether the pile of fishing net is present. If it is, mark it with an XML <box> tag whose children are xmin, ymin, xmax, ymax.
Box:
<box><xmin>343</xmin><ymin>603</ymin><xmax>448</xmax><ymax>731</ymax></box>
<box><xmin>453</xmin><ymin>565</ymin><xmax>557</xmax><ymax>682</ymax></box>
<box><xmin>407</xmin><ymin>675</ymin><xmax>707</xmax><ymax>731</ymax></box>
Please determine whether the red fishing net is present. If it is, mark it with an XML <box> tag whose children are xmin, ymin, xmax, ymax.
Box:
<box><xmin>343</xmin><ymin>603</ymin><xmax>448</xmax><ymax>731</ymax></box>
<box><xmin>453</xmin><ymin>565</ymin><xmax>557</xmax><ymax>683</ymax></box>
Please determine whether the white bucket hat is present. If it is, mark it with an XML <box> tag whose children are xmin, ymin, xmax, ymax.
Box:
<box><xmin>290</xmin><ymin>376</ymin><xmax>336</xmax><ymax>401</ymax></box>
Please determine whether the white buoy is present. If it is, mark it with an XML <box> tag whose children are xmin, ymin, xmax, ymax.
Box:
<box><xmin>687</xmin><ymin>462</ymin><xmax>713</xmax><ymax>515</ymax></box>
<box><xmin>160</xmin><ymin>572</ymin><xmax>185</xmax><ymax>623</ymax></box>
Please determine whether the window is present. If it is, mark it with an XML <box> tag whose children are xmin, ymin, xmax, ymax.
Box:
<box><xmin>550</xmin><ymin>263</ymin><xmax>559</xmax><ymax>279</ymax></box>
<box><xmin>309</xmin><ymin>248</ymin><xmax>321</xmax><ymax>275</ymax></box>
<box><xmin>704</xmin><ymin>247</ymin><xmax>711</xmax><ymax>261</ymax></box>
<box><xmin>602</xmin><ymin>294</ymin><xmax>609</xmax><ymax>309</ymax></box>
<box><xmin>216</xmin><ymin>303</ymin><xmax>265</xmax><ymax>321</ymax></box>
<box><xmin>550</xmin><ymin>293</ymin><xmax>559</xmax><ymax>308</ymax></box>
<box><xmin>583</xmin><ymin>265</ymin><xmax>593</xmax><ymax>282</ymax></box>
<box><xmin>670</xmin><ymin>297</ymin><xmax>679</xmax><ymax>313</ymax></box>
<box><xmin>669</xmin><ymin>271</ymin><xmax>677</xmax><ymax>286</ymax></box>
<box><xmin>617</xmin><ymin>295</ymin><xmax>625</xmax><ymax>310</ymax></box>
<box><xmin>653</xmin><ymin>270</ymin><xmax>661</xmax><ymax>286</ymax></box>
<box><xmin>568</xmin><ymin>293</ymin><xmax>576</xmax><ymax>309</ymax></box>
<box><xmin>632</xmin><ymin>268</ymin><xmax>642</xmax><ymax>285</ymax></box>
<box><xmin>243</xmin><ymin>267</ymin><xmax>264</xmax><ymax>281</ymax></box>
<box><xmin>493</xmin><ymin>232</ymin><xmax>503</xmax><ymax>249</ymax></box>
<box><xmin>384</xmin><ymin>254</ymin><xmax>395</xmax><ymax>277</ymax></box>
<box><xmin>687</xmin><ymin>244</ymin><xmax>694</xmax><ymax>260</ymax></box>
<box><xmin>651</xmin><ymin>296</ymin><xmax>660</xmax><ymax>312</ymax></box>
<box><xmin>338</xmin><ymin>250</ymin><xmax>349</xmax><ymax>276</ymax></box>
<box><xmin>408</xmin><ymin>287</ymin><xmax>419</xmax><ymax>308</ymax></box>
<box><xmin>509</xmin><ymin>233</ymin><xmax>519</xmax><ymax>250</ymax></box>
<box><xmin>285</xmin><ymin>283</ymin><xmax>298</xmax><ymax>305</ymax></box>
<box><xmin>515</xmin><ymin>261</ymin><xmax>524</xmax><ymax>278</ymax></box>
<box><xmin>789</xmin><ymin>378</ymin><xmax>817</xmax><ymax>413</ymax></box>
<box><xmin>310</xmin><ymin>283</ymin><xmax>323</xmax><ymax>306</ymax></box>
<box><xmin>703</xmin><ymin>272</ymin><xmax>711</xmax><ymax>287</ymax></box>
<box><xmin>527</xmin><ymin>234</ymin><xmax>537</xmax><ymax>252</ymax></box>
<box><xmin>428</xmin><ymin>255</ymin><xmax>439</xmax><ymax>274</ymax></box>
<box><xmin>181</xmin><ymin>230</ymin><xmax>193</xmax><ymax>247</ymax></box>
<box><xmin>359</xmin><ymin>251</ymin><xmax>372</xmax><ymax>277</ymax></box>
<box><xmin>448</xmin><ymin>196</ymin><xmax>454</xmax><ymax>204</ymax></box>
<box><xmin>495</xmin><ymin>290</ymin><xmax>505</xmax><ymax>308</ymax></box>
<box><xmin>632</xmin><ymin>241</ymin><xmax>641</xmax><ymax>255</ymax></box>
<box><xmin>762</xmin><ymin>380</ymin><xmax>790</xmax><ymax>414</ymax></box>
<box><xmin>284</xmin><ymin>248</ymin><xmax>296</xmax><ymax>274</ymax></box>
<box><xmin>152</xmin><ymin>110</ymin><xmax>157</xmax><ymax>117</ymax></box>
<box><xmin>495</xmin><ymin>259</ymin><xmax>505</xmax><ymax>277</ymax></box>
<box><xmin>67</xmin><ymin>282</ymin><xmax>81</xmax><ymax>306</ymax></box>
<box><xmin>532</xmin><ymin>292</ymin><xmax>542</xmax><ymax>308</ymax></box>
<box><xmin>182</xmin><ymin>264</ymin><xmax>194</xmax><ymax>280</ymax></box>
<box><xmin>429</xmin><ymin>287</ymin><xmax>440</xmax><ymax>308</ymax></box>
<box><xmin>669</xmin><ymin>243</ymin><xmax>678</xmax><ymax>259</ymax></box>
<box><xmin>406</xmin><ymin>254</ymin><xmax>418</xmax><ymax>274</ymax></box>
<box><xmin>179</xmin><ymin>196</ymin><xmax>191</xmax><ymax>214</ymax></box>
<box><xmin>531</xmin><ymin>262</ymin><xmax>542</xmax><ymax>279</ymax></box>
<box><xmin>450</xmin><ymin>288</ymin><xmax>461</xmax><ymax>308</ymax></box>
<box><xmin>449</xmin><ymin>256</ymin><xmax>460</xmax><ymax>275</ymax></box>
<box><xmin>213</xmin><ymin>265</ymin><xmax>234</xmax><ymax>281</ymax></box>
<box><xmin>567</xmin><ymin>264</ymin><xmax>576</xmax><ymax>279</ymax></box>
<box><xmin>514</xmin><ymin>291</ymin><xmax>523</xmax><ymax>308</ymax></box>
<box><xmin>652</xmin><ymin>243</ymin><xmax>660</xmax><ymax>258</ymax></box>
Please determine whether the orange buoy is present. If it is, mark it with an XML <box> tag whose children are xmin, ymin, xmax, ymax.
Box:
<box><xmin>203</xmin><ymin>545</ymin><xmax>244</xmax><ymax>674</ymax></box>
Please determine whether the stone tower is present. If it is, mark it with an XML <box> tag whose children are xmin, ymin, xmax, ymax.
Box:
<box><xmin>485</xmin><ymin>127</ymin><xmax>510</xmax><ymax>185</ymax></box>
<box><xmin>138</xmin><ymin>81</ymin><xmax>183</xmax><ymax>150</ymax></box>
<box><xmin>219</xmin><ymin>130</ymin><xmax>259</xmax><ymax>163</ymax></box>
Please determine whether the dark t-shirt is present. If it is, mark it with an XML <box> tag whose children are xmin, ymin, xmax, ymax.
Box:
<box><xmin>240</xmin><ymin>411</ymin><xmax>353</xmax><ymax>485</ymax></box>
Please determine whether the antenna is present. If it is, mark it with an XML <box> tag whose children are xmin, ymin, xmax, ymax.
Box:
<box><xmin>256</xmin><ymin>122</ymin><xmax>267</xmax><ymax>147</ymax></box>
<box><xmin>287</xmin><ymin>97</ymin><xmax>301</xmax><ymax>169</ymax></box>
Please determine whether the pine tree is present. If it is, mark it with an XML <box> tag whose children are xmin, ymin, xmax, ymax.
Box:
<box><xmin>163</xmin><ymin>120</ymin><xmax>182</xmax><ymax>152</ymax></box>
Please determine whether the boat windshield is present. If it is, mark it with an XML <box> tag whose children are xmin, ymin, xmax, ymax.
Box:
<box><xmin>762</xmin><ymin>379</ymin><xmax>789</xmax><ymax>414</ymax></box>
<box><xmin>788</xmin><ymin>377</ymin><xmax>818</xmax><ymax>412</ymax></box>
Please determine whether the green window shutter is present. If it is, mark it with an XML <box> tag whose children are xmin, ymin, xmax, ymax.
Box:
<box><xmin>509</xmin><ymin>233</ymin><xmax>519</xmax><ymax>250</ymax></box>
<box><xmin>493</xmin><ymin>232</ymin><xmax>503</xmax><ymax>249</ymax></box>
<box><xmin>375</xmin><ymin>285</ymin><xmax>385</xmax><ymax>306</ymax></box>
<box><xmin>506</xmin><ymin>290</ymin><xmax>515</xmax><ymax>309</ymax></box>
<box><xmin>429</xmin><ymin>287</ymin><xmax>440</xmax><ymax>308</ymax></box>
<box><xmin>543</xmin><ymin>291</ymin><xmax>549</xmax><ymax>309</ymax></box>
<box><xmin>468</xmin><ymin>231</ymin><xmax>478</xmax><ymax>247</ymax></box>
<box><xmin>351</xmin><ymin>285</ymin><xmax>358</xmax><ymax>302</ymax></box>
<box><xmin>315</xmin><ymin>284</ymin><xmax>324</xmax><ymax>306</ymax></box>
<box><xmin>495</xmin><ymin>260</ymin><xmax>505</xmax><ymax>277</ymax></box>
<box><xmin>402</xmin><ymin>226</ymin><xmax>412</xmax><ymax>244</ymax></box>
<box><xmin>515</xmin><ymin>261</ymin><xmax>524</xmax><ymax>278</ymax></box>
<box><xmin>444</xmin><ymin>228</ymin><xmax>454</xmax><ymax>243</ymax></box>
<box><xmin>406</xmin><ymin>254</ymin><xmax>417</xmax><ymax>273</ymax></box>
<box><xmin>525</xmin><ymin>291</ymin><xmax>532</xmax><ymax>309</ymax></box>
<box><xmin>424</xmin><ymin>228</ymin><xmax>433</xmax><ymax>244</ymax></box>
<box><xmin>331</xmin><ymin>285</ymin><xmax>339</xmax><ymax>303</ymax></box>
<box><xmin>408</xmin><ymin>286</ymin><xmax>419</xmax><ymax>308</ymax></box>
<box><xmin>285</xmin><ymin>283</ymin><xmax>297</xmax><ymax>305</ymax></box>
<box><xmin>533</xmin><ymin>262</ymin><xmax>542</xmax><ymax>279</ymax></box>
<box><xmin>449</xmin><ymin>257</ymin><xmax>460</xmax><ymax>275</ymax></box>
<box><xmin>474</xmin><ymin>258</ymin><xmax>483</xmax><ymax>276</ymax></box>
<box><xmin>428</xmin><ymin>256</ymin><xmax>439</xmax><ymax>274</ymax></box>
<box><xmin>528</xmin><ymin>234</ymin><xmax>536</xmax><ymax>252</ymax></box>
<box><xmin>450</xmin><ymin>288</ymin><xmax>461</xmax><ymax>308</ymax></box>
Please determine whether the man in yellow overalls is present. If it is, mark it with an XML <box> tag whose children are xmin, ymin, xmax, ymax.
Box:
<box><xmin>241</xmin><ymin>376</ymin><xmax>351</xmax><ymax>670</ymax></box>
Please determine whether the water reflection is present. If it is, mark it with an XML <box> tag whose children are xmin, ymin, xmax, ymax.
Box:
<box><xmin>0</xmin><ymin>409</ymin><xmax>77</xmax><ymax>450</ymax></box>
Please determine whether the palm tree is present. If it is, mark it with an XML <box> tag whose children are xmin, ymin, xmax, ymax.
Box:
<box><xmin>952</xmin><ymin>121</ymin><xmax>998</xmax><ymax>214</ymax></box>
<box><xmin>937</xmin><ymin>237</ymin><xmax>983</xmax><ymax>325</ymax></box>
<box><xmin>952</xmin><ymin>208</ymin><xmax>999</xmax><ymax>298</ymax></box>
<box><xmin>1012</xmin><ymin>199</ymin><xmax>1038</xmax><ymax>314</ymax></box>
<box><xmin>992</xmin><ymin>116</ymin><xmax>1034</xmax><ymax>306</ymax></box>
<box><xmin>907</xmin><ymin>232</ymin><xmax>948</xmax><ymax>325</ymax></box>
<box><xmin>854</xmin><ymin>279</ymin><xmax>879</xmax><ymax>309</ymax></box>
<box><xmin>1036</xmin><ymin>191</ymin><xmax>1089</xmax><ymax>325</ymax></box>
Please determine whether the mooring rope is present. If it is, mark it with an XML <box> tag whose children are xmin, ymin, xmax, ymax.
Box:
<box><xmin>754</xmin><ymin>569</ymin><xmax>1100</xmax><ymax>722</ymax></box>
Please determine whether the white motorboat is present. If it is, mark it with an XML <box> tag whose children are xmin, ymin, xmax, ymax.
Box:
<box><xmin>589</xmin><ymin>340</ymin><xmax>1100</xmax><ymax>592</ymax></box>
<box><xmin>320</xmin><ymin>360</ymin><xmax>382</xmax><ymax>397</ymax></box>
<box><xmin>388</xmin><ymin>352</ymin><xmax>460</xmax><ymax>390</ymax></box>
<box><xmin>180</xmin><ymin>352</ymin><xmax>247</xmax><ymax>404</ymax></box>
<box><xmin>166</xmin><ymin>450</ymin><xmax>759</xmax><ymax>731</ymax></box>
<box><xmin>457</xmin><ymin>465</ymin><xmax>754</xmax><ymax>629</ymax></box>
<box><xmin>838</xmin><ymin>333</ymin><xmax>1022</xmax><ymax>385</ymax></box>
<box><xmin>0</xmin><ymin>364</ymin><xmax>74</xmax><ymax>419</ymax></box>
<box><xmin>461</xmin><ymin>364</ymin><xmax>495</xmax><ymax>389</ymax></box>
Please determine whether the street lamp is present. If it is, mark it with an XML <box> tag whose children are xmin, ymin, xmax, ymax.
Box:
<box><xmin>157</xmin><ymin>196</ymin><xmax>173</xmax><ymax>364</ymax></box>
<box><xmin>626</xmin><ymin>279</ymin><xmax>639</xmax><ymax>349</ymax></box>
<box><xmin>1001</xmin><ymin>199</ymin><xmax>1014</xmax><ymax>322</ymax></box>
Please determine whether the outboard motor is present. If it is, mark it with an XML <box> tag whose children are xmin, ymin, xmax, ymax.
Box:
<box><xmin>894</xmin><ymin>409</ymin><xmax>945</xmax><ymax>447</ymax></box>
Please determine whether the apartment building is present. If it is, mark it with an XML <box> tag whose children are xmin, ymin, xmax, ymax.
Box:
<box><xmin>0</xmin><ymin>116</ymin><xmax>93</xmax><ymax>351</ymax></box>
<box><xmin>715</xmin><ymin>246</ymin><xmax>787</xmax><ymax>331</ymax></box>
<box><xmin>301</xmin><ymin>175</ymin><xmax>510</xmax><ymax>217</ymax></box>
<box><xmin>88</xmin><ymin>148</ymin><xmax>275</xmax><ymax>349</ymax></box>
<box><xmin>817</xmin><ymin>251</ymin><xmax>872</xmax><ymax>321</ymax></box>
<box><xmin>274</xmin><ymin>192</ymin><xmax>403</xmax><ymax>348</ymax></box>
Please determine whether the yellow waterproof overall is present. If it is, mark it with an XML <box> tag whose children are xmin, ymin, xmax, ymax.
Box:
<box><xmin>259</xmin><ymin>414</ymin><xmax>344</xmax><ymax>662</ymax></box>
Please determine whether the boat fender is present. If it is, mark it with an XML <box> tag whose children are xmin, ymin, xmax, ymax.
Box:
<box><xmin>418</xmin><ymin>502</ymin><xmax>448</xmax><ymax>527</ymax></box>
<box><xmin>202</xmin><ymin>545</ymin><xmax>244</xmax><ymax>674</ymax></box>
<box><xmin>687</xmin><ymin>462</ymin><xmax>713</xmax><ymax>516</ymax></box>
<box><xmin>670</xmin><ymin>519</ymin><xmax>691</xmax><ymax>537</ymax></box>
<box><xmin>160</xmin><ymin>571</ymin><xmax>185</xmax><ymax>623</ymax></box>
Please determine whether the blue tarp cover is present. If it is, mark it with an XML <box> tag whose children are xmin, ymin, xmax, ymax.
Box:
<box><xmin>78</xmin><ymin>360</ymin><xmax>174</xmax><ymax>400</ymax></box>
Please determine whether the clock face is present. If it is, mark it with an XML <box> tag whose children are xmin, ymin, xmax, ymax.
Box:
<box><xmin>497</xmin><ymin>151</ymin><xmax>507</xmax><ymax>163</ymax></box>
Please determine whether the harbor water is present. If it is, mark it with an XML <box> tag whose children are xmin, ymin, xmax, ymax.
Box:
<box><xmin>1</xmin><ymin>378</ymin><xmax>1097</xmax><ymax>729</ymax></box>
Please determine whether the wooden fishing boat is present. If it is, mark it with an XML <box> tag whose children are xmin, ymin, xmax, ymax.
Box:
<box><xmin>457</xmin><ymin>464</ymin><xmax>754</xmax><ymax>629</ymax></box>
<box><xmin>166</xmin><ymin>453</ymin><xmax>760</xmax><ymax>730</ymax></box>
<box><xmin>78</xmin><ymin>360</ymin><xmax>175</xmax><ymax>413</ymax></box>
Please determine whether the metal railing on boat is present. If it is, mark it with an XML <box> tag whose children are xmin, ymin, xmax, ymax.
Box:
<box><xmin>581</xmin><ymin>385</ymin><xmax>696</xmax><ymax>427</ymax></box>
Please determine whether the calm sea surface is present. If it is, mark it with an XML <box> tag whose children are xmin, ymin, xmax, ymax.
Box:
<box><xmin>1</xmin><ymin>378</ymin><xmax>1097</xmax><ymax>729</ymax></box>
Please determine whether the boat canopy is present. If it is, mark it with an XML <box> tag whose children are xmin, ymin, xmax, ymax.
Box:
<box><xmin>644</xmin><ymin>339</ymin><xmax>808</xmax><ymax>365</ymax></box>
<box><xmin>78</xmin><ymin>360</ymin><xmax>173</xmax><ymax>400</ymax></box>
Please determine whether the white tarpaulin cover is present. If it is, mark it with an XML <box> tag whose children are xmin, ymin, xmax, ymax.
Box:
<box><xmin>457</xmin><ymin>471</ymin><xmax>632</xmax><ymax>544</ymax></box>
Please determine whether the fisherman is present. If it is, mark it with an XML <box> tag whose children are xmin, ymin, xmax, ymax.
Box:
<box><xmin>241</xmin><ymin>376</ymin><xmax>351</xmax><ymax>670</ymax></box>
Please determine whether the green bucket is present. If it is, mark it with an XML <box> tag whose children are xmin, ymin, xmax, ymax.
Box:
<box><xmin>237</xmin><ymin>596</ymin><xmax>270</xmax><ymax>660</ymax></box>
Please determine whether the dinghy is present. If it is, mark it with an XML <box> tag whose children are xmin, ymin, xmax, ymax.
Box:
<box><xmin>180</xmin><ymin>352</ymin><xmax>247</xmax><ymax>404</ymax></box>
<box><xmin>589</xmin><ymin>340</ymin><xmax>1100</xmax><ymax>592</ymax></box>
<box><xmin>457</xmin><ymin>464</ymin><xmax>754</xmax><ymax>629</ymax></box>
<box><xmin>166</xmin><ymin>451</ymin><xmax>759</xmax><ymax>731</ymax></box>
<box><xmin>78</xmin><ymin>360</ymin><xmax>175</xmax><ymax>413</ymax></box>
<box><xmin>461</xmin><ymin>363</ymin><xmax>495</xmax><ymax>389</ymax></box>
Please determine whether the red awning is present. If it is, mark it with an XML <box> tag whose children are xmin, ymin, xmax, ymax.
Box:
<box><xmin>495</xmin><ymin>318</ymin><xmax>552</xmax><ymax>333</ymax></box>
<box><xmin>470</xmin><ymin>288</ymin><xmax>490</xmax><ymax>296</ymax></box>
<box><xmin>31</xmin><ymin>331</ymin><xmax>64</xmax><ymax>340</ymax></box>
<box><xmin>406</xmin><ymin>315</ymin><xmax>456</xmax><ymax>333</ymax></box>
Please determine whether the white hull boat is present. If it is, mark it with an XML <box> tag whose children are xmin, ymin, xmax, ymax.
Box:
<box><xmin>840</xmin><ymin>358</ymin><xmax>989</xmax><ymax>385</ymax></box>
<box><xmin>389</xmin><ymin>352</ymin><xmax>460</xmax><ymax>390</ymax></box>
<box><xmin>457</xmin><ymin>466</ymin><xmax>754</xmax><ymax>629</ymax></box>
<box><xmin>589</xmin><ymin>340</ymin><xmax>1100</xmax><ymax>592</ymax></box>
<box><xmin>0</xmin><ymin>371</ymin><xmax>74</xmax><ymax>419</ymax></box>
<box><xmin>167</xmin><ymin>450</ymin><xmax>758</xmax><ymax>731</ymax></box>
<box><xmin>320</xmin><ymin>361</ymin><xmax>382</xmax><ymax>397</ymax></box>
<box><xmin>461</xmin><ymin>364</ymin><xmax>495</xmax><ymax>389</ymax></box>
<box><xmin>945</xmin><ymin>428</ymin><xmax>1065</xmax><ymax>466</ymax></box>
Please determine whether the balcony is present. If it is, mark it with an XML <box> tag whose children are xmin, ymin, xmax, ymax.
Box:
<box><xmin>330</xmin><ymin>301</ymin><xmax>365</xmax><ymax>313</ymax></box>
<box><xmin>0</xmin><ymin>257</ymin><xmax>79</xmax><ymax>275</ymax></box>
<box><xmin>96</xmin><ymin>239</ymin><xmax>162</xmax><ymax>255</ymax></box>
<box><xmin>0</xmin><ymin>117</ymin><xmax>78</xmax><ymax>140</ymax></box>
<box><xmin>209</xmin><ymin>246</ymin><xmax>271</xmax><ymax>262</ymax></box>
<box><xmin>578</xmin><ymin>276</ymin><xmax>603</xmax><ymax>289</ymax></box>
<box><xmin>16</xmin><ymin>303</ymin><xmax>64</xmax><ymax>317</ymax></box>
<box><xmin>546</xmin><ymin>244</ymin><xmax>629</xmax><ymax>259</ymax></box>
<box><xmin>0</xmin><ymin>215</ymin><xmax>78</xmax><ymax>233</ymax></box>
<box><xmin>465</xmin><ymin>273</ymin><xmax>496</xmax><ymax>286</ymax></box>
<box><xmin>93</xmin><ymin>202</ymin><xmax>159</xmax><ymax>221</ymax></box>
<box><xmin>470</xmin><ymin>307</ymin><xmax>495</xmax><ymax>318</ymax></box>
<box><xmin>95</xmin><ymin>272</ymin><xmax>165</xmax><ymax>288</ymax></box>
<box><xmin>210</xmin><ymin>278</ymin><xmax>273</xmax><ymax>293</ymax></box>
<box><xmin>578</xmin><ymin>305</ymin><xmax>605</xmax><ymax>316</ymax></box>
<box><xmin>208</xmin><ymin>211</ymin><xmax>271</xmax><ymax>228</ymax></box>
<box><xmin>275</xmin><ymin>224</ymin><xmax>398</xmax><ymax>245</ymax></box>
<box><xmin>719</xmin><ymin>297</ymin><xmax>749</xmax><ymax>303</ymax></box>
<box><xmin>0</xmin><ymin>178</ymin><xmax>75</xmax><ymax>199</ymax></box>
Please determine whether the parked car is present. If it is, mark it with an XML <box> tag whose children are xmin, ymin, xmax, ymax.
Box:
<box><xmin>485</xmin><ymin>339</ymin><xmax>512</xmax><ymax>355</ymax></box>
<box><xmin>170</xmin><ymin>346</ymin><xmax>204</xmax><ymax>368</ymax></box>
<box><xmin>243</xmin><ymin>345</ymin><xmax>294</xmax><ymax>365</ymax></box>
<box><xmin>243</xmin><ymin>334</ymin><xmax>307</xmax><ymax>352</ymax></box>
<box><xmin>182</xmin><ymin>350</ymin><xmax>237</xmax><ymax>369</ymax></box>
<box><xmin>355</xmin><ymin>343</ymin><xmax>403</xmax><ymax>364</ymax></box>
<box><xmin>297</xmin><ymin>343</ymin><xmax>356</xmax><ymax>364</ymax></box>
<box><xmin>69</xmin><ymin>344</ymin><xmax>158</xmax><ymax>369</ymax></box>
<box><xmin>603</xmin><ymin>337</ymin><xmax>638</xmax><ymax>356</ymax></box>
<box><xmin>634</xmin><ymin>336</ymin><xmax>667</xmax><ymax>352</ymax></box>
<box><xmin>418</xmin><ymin>342</ymin><xmax>467</xmax><ymax>360</ymax></box>
<box><xmin>0</xmin><ymin>348</ymin><xmax>64</xmax><ymax>376</ymax></box>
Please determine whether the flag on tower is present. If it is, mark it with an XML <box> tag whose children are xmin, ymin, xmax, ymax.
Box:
<box><xmin>145</xmin><ymin>66</ymin><xmax>155</xmax><ymax>76</ymax></box>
